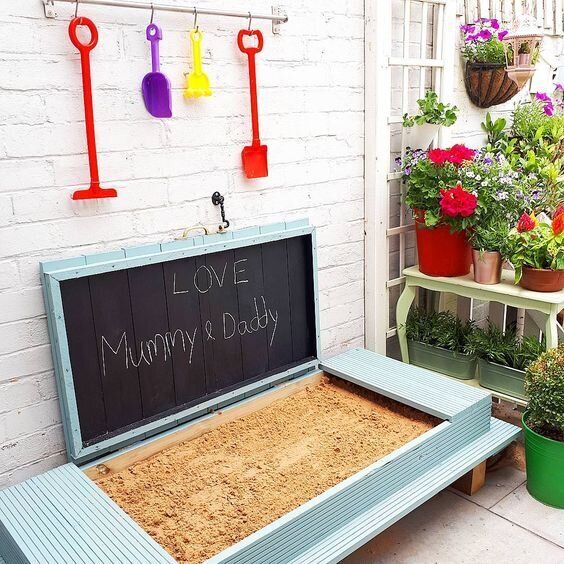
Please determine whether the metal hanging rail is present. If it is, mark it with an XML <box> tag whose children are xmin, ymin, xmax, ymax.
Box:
<box><xmin>43</xmin><ymin>1</ymin><xmax>288</xmax><ymax>32</ymax></box>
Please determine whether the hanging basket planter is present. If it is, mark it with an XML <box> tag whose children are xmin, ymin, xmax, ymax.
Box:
<box><xmin>464</xmin><ymin>62</ymin><xmax>521</xmax><ymax>108</ymax></box>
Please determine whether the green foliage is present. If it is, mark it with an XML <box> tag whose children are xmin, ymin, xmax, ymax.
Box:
<box><xmin>506</xmin><ymin>222</ymin><xmax>564</xmax><ymax>281</ymax></box>
<box><xmin>461</xmin><ymin>37</ymin><xmax>507</xmax><ymax>64</ymax></box>
<box><xmin>405</xmin><ymin>307</ymin><xmax>474</xmax><ymax>354</ymax></box>
<box><xmin>481</xmin><ymin>113</ymin><xmax>507</xmax><ymax>146</ymax></box>
<box><xmin>460</xmin><ymin>151</ymin><xmax>525</xmax><ymax>252</ymax></box>
<box><xmin>402</xmin><ymin>91</ymin><xmax>458</xmax><ymax>128</ymax></box>
<box><xmin>525</xmin><ymin>344</ymin><xmax>564</xmax><ymax>441</ymax></box>
<box><xmin>481</xmin><ymin>102</ymin><xmax>564</xmax><ymax>213</ymax></box>
<box><xmin>465</xmin><ymin>323</ymin><xmax>545</xmax><ymax>371</ymax></box>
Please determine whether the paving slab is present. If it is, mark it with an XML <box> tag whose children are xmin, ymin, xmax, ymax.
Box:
<box><xmin>491</xmin><ymin>483</ymin><xmax>564</xmax><ymax>549</ymax></box>
<box><xmin>449</xmin><ymin>466</ymin><xmax>526</xmax><ymax>509</ymax></box>
<box><xmin>344</xmin><ymin>490</ymin><xmax>564</xmax><ymax>564</ymax></box>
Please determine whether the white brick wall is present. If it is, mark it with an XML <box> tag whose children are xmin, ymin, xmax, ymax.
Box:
<box><xmin>0</xmin><ymin>0</ymin><xmax>365</xmax><ymax>486</ymax></box>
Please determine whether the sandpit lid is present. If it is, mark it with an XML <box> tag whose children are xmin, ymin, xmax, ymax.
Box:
<box><xmin>41</xmin><ymin>220</ymin><xmax>320</xmax><ymax>464</ymax></box>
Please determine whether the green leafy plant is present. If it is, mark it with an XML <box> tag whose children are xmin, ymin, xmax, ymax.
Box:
<box><xmin>481</xmin><ymin>112</ymin><xmax>507</xmax><ymax>146</ymax></box>
<box><xmin>465</xmin><ymin>322</ymin><xmax>545</xmax><ymax>371</ymax></box>
<box><xmin>460</xmin><ymin>19</ymin><xmax>508</xmax><ymax>64</ymax></box>
<box><xmin>402</xmin><ymin>91</ymin><xmax>458</xmax><ymax>128</ymax></box>
<box><xmin>398</xmin><ymin>145</ymin><xmax>477</xmax><ymax>231</ymax></box>
<box><xmin>405</xmin><ymin>307</ymin><xmax>474</xmax><ymax>354</ymax></box>
<box><xmin>506</xmin><ymin>217</ymin><xmax>564</xmax><ymax>281</ymax></box>
<box><xmin>525</xmin><ymin>344</ymin><xmax>564</xmax><ymax>442</ymax></box>
<box><xmin>460</xmin><ymin>150</ymin><xmax>526</xmax><ymax>252</ymax></box>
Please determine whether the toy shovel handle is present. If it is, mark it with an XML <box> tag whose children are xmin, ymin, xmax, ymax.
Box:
<box><xmin>237</xmin><ymin>29</ymin><xmax>264</xmax><ymax>55</ymax></box>
<box><xmin>146</xmin><ymin>23</ymin><xmax>162</xmax><ymax>73</ymax></box>
<box><xmin>190</xmin><ymin>29</ymin><xmax>204</xmax><ymax>74</ymax></box>
<box><xmin>69</xmin><ymin>17</ymin><xmax>98</xmax><ymax>54</ymax></box>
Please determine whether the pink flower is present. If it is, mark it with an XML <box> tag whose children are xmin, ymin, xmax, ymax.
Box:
<box><xmin>439</xmin><ymin>185</ymin><xmax>478</xmax><ymax>218</ymax></box>
<box><xmin>498</xmin><ymin>30</ymin><xmax>508</xmax><ymax>40</ymax></box>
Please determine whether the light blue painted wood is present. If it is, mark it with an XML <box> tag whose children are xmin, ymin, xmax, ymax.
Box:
<box><xmin>124</xmin><ymin>243</ymin><xmax>162</xmax><ymax>258</ymax></box>
<box><xmin>84</xmin><ymin>250</ymin><xmax>126</xmax><ymax>265</ymax></box>
<box><xmin>160</xmin><ymin>237</ymin><xmax>196</xmax><ymax>252</ymax></box>
<box><xmin>0</xmin><ymin>465</ymin><xmax>175</xmax><ymax>564</ymax></box>
<box><xmin>321</xmin><ymin>348</ymin><xmax>491</xmax><ymax>421</ymax></box>
<box><xmin>44</xmin><ymin>225</ymin><xmax>315</xmax><ymax>280</ymax></box>
<box><xmin>310</xmin><ymin>228</ymin><xmax>322</xmax><ymax>359</ymax></box>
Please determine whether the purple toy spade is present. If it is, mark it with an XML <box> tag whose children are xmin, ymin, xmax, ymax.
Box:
<box><xmin>142</xmin><ymin>23</ymin><xmax>172</xmax><ymax>118</ymax></box>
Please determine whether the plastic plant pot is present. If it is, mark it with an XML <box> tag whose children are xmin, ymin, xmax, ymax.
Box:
<box><xmin>478</xmin><ymin>358</ymin><xmax>527</xmax><ymax>400</ymax></box>
<box><xmin>407</xmin><ymin>340</ymin><xmax>477</xmax><ymax>380</ymax></box>
<box><xmin>414</xmin><ymin>216</ymin><xmax>472</xmax><ymax>277</ymax></box>
<box><xmin>522</xmin><ymin>412</ymin><xmax>564</xmax><ymax>508</ymax></box>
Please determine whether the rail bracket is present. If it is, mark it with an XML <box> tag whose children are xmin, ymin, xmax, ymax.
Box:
<box><xmin>272</xmin><ymin>6</ymin><xmax>287</xmax><ymax>35</ymax></box>
<box><xmin>43</xmin><ymin>0</ymin><xmax>58</xmax><ymax>18</ymax></box>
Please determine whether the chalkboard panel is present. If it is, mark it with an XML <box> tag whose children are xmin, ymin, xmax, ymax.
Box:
<box><xmin>59</xmin><ymin>235</ymin><xmax>317</xmax><ymax>447</ymax></box>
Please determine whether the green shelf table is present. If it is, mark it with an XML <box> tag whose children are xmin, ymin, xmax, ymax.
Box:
<box><xmin>397</xmin><ymin>266</ymin><xmax>564</xmax><ymax>368</ymax></box>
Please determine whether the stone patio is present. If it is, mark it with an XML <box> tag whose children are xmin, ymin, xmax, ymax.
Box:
<box><xmin>345</xmin><ymin>466</ymin><xmax>564</xmax><ymax>563</ymax></box>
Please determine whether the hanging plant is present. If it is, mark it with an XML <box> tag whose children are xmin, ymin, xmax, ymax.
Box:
<box><xmin>460</xmin><ymin>18</ymin><xmax>521</xmax><ymax>108</ymax></box>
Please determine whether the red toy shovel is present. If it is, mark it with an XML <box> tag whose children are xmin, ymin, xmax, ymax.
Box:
<box><xmin>237</xmin><ymin>29</ymin><xmax>268</xmax><ymax>179</ymax></box>
<box><xmin>69</xmin><ymin>17</ymin><xmax>117</xmax><ymax>200</ymax></box>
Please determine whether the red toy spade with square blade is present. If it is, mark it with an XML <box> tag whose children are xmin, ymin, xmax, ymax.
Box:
<box><xmin>237</xmin><ymin>29</ymin><xmax>268</xmax><ymax>179</ymax></box>
<box><xmin>69</xmin><ymin>17</ymin><xmax>117</xmax><ymax>200</ymax></box>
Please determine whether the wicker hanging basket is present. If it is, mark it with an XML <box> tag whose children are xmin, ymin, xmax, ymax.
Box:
<box><xmin>464</xmin><ymin>62</ymin><xmax>521</xmax><ymax>108</ymax></box>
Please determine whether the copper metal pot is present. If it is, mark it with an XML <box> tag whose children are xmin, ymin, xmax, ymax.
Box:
<box><xmin>472</xmin><ymin>250</ymin><xmax>502</xmax><ymax>285</ymax></box>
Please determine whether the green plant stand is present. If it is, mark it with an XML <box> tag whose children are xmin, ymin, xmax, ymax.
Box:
<box><xmin>397</xmin><ymin>266</ymin><xmax>564</xmax><ymax>402</ymax></box>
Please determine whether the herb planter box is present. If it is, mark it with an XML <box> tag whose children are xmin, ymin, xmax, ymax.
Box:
<box><xmin>408</xmin><ymin>340</ymin><xmax>476</xmax><ymax>380</ymax></box>
<box><xmin>478</xmin><ymin>358</ymin><xmax>527</xmax><ymax>400</ymax></box>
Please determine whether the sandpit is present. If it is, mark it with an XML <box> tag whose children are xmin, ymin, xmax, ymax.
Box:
<box><xmin>97</xmin><ymin>377</ymin><xmax>436</xmax><ymax>563</ymax></box>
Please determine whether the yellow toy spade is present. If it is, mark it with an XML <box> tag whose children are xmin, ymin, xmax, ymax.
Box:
<box><xmin>184</xmin><ymin>29</ymin><xmax>212</xmax><ymax>98</ymax></box>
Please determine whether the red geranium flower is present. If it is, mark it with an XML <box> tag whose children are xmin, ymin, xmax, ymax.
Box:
<box><xmin>516</xmin><ymin>213</ymin><xmax>538</xmax><ymax>233</ymax></box>
<box><xmin>429</xmin><ymin>148</ymin><xmax>450</xmax><ymax>165</ymax></box>
<box><xmin>553</xmin><ymin>214</ymin><xmax>564</xmax><ymax>235</ymax></box>
<box><xmin>553</xmin><ymin>204</ymin><xmax>564</xmax><ymax>220</ymax></box>
<box><xmin>439</xmin><ymin>184</ymin><xmax>477</xmax><ymax>218</ymax></box>
<box><xmin>447</xmin><ymin>144</ymin><xmax>475</xmax><ymax>165</ymax></box>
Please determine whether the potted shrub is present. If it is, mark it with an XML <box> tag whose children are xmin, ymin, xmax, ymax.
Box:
<box><xmin>398</xmin><ymin>145</ymin><xmax>477</xmax><ymax>277</ymax></box>
<box><xmin>405</xmin><ymin>307</ymin><xmax>476</xmax><ymax>379</ymax></box>
<box><xmin>460</xmin><ymin>149</ymin><xmax>523</xmax><ymax>284</ymax></box>
<box><xmin>466</xmin><ymin>322</ymin><xmax>544</xmax><ymax>399</ymax></box>
<box><xmin>402</xmin><ymin>90</ymin><xmax>458</xmax><ymax>150</ymax></box>
<box><xmin>523</xmin><ymin>344</ymin><xmax>564</xmax><ymax>508</ymax></box>
<box><xmin>460</xmin><ymin>18</ymin><xmax>521</xmax><ymax>107</ymax></box>
<box><xmin>506</xmin><ymin>210</ymin><xmax>564</xmax><ymax>292</ymax></box>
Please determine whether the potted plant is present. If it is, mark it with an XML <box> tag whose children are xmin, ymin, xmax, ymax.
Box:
<box><xmin>460</xmin><ymin>149</ymin><xmax>523</xmax><ymax>284</ymax></box>
<box><xmin>398</xmin><ymin>145</ymin><xmax>477</xmax><ymax>277</ymax></box>
<box><xmin>523</xmin><ymin>344</ymin><xmax>564</xmax><ymax>507</ymax></box>
<box><xmin>405</xmin><ymin>307</ymin><xmax>476</xmax><ymax>379</ymax></box>
<box><xmin>460</xmin><ymin>18</ymin><xmax>521</xmax><ymax>107</ymax></box>
<box><xmin>465</xmin><ymin>322</ymin><xmax>544</xmax><ymax>399</ymax></box>
<box><xmin>506</xmin><ymin>209</ymin><xmax>564</xmax><ymax>292</ymax></box>
<box><xmin>402</xmin><ymin>90</ymin><xmax>458</xmax><ymax>150</ymax></box>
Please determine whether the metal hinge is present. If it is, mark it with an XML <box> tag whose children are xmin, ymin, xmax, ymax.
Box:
<box><xmin>272</xmin><ymin>6</ymin><xmax>287</xmax><ymax>35</ymax></box>
<box><xmin>43</xmin><ymin>0</ymin><xmax>57</xmax><ymax>18</ymax></box>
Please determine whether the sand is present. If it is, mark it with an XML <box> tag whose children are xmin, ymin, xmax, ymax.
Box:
<box><xmin>98</xmin><ymin>378</ymin><xmax>436</xmax><ymax>563</ymax></box>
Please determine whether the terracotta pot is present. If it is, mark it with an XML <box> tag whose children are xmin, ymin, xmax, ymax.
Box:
<box><xmin>472</xmin><ymin>250</ymin><xmax>502</xmax><ymax>285</ymax></box>
<box><xmin>464</xmin><ymin>62</ymin><xmax>520</xmax><ymax>108</ymax></box>
<box><xmin>414</xmin><ymin>213</ymin><xmax>472</xmax><ymax>277</ymax></box>
<box><xmin>519</xmin><ymin>267</ymin><xmax>564</xmax><ymax>292</ymax></box>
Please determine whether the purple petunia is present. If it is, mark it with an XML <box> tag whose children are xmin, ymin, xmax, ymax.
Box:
<box><xmin>535</xmin><ymin>92</ymin><xmax>555</xmax><ymax>116</ymax></box>
<box><xmin>478</xmin><ymin>29</ymin><xmax>492</xmax><ymax>41</ymax></box>
<box><xmin>490</xmin><ymin>19</ymin><xmax>500</xmax><ymax>30</ymax></box>
<box><xmin>497</xmin><ymin>30</ymin><xmax>508</xmax><ymax>40</ymax></box>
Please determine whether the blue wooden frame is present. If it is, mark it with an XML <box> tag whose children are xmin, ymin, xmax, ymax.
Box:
<box><xmin>41</xmin><ymin>219</ymin><xmax>321</xmax><ymax>465</ymax></box>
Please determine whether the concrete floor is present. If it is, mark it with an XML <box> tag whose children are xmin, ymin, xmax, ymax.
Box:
<box><xmin>344</xmin><ymin>466</ymin><xmax>564</xmax><ymax>564</ymax></box>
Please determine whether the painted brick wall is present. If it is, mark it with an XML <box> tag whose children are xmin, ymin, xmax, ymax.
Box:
<box><xmin>0</xmin><ymin>0</ymin><xmax>365</xmax><ymax>487</ymax></box>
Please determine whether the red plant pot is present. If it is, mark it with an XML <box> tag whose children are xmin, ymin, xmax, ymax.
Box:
<box><xmin>519</xmin><ymin>267</ymin><xmax>564</xmax><ymax>293</ymax></box>
<box><xmin>414</xmin><ymin>215</ymin><xmax>472</xmax><ymax>277</ymax></box>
